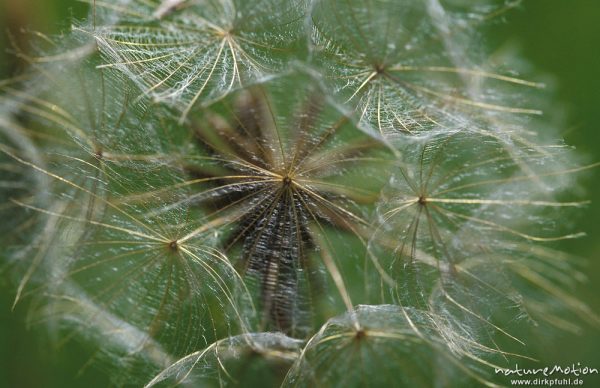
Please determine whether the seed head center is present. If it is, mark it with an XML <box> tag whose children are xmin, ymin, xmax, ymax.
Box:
<box><xmin>282</xmin><ymin>175</ymin><xmax>293</xmax><ymax>187</ymax></box>
<box><xmin>168</xmin><ymin>240</ymin><xmax>179</xmax><ymax>252</ymax></box>
<box><xmin>374</xmin><ymin>63</ymin><xmax>386</xmax><ymax>75</ymax></box>
<box><xmin>355</xmin><ymin>329</ymin><xmax>367</xmax><ymax>340</ymax></box>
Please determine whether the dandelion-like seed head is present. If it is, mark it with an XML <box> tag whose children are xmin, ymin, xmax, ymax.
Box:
<box><xmin>0</xmin><ymin>0</ymin><xmax>595</xmax><ymax>386</ymax></box>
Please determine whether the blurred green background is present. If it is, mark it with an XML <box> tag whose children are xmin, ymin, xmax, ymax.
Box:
<box><xmin>0</xmin><ymin>0</ymin><xmax>598</xmax><ymax>387</ymax></box>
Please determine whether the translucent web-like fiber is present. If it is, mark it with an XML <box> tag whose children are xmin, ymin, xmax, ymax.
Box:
<box><xmin>283</xmin><ymin>305</ymin><xmax>520</xmax><ymax>387</ymax></box>
<box><xmin>0</xmin><ymin>47</ymin><xmax>256</xmax><ymax>384</ymax></box>
<box><xmin>369</xmin><ymin>132</ymin><xmax>597</xmax><ymax>351</ymax></box>
<box><xmin>310</xmin><ymin>0</ymin><xmax>543</xmax><ymax>138</ymax></box>
<box><xmin>146</xmin><ymin>332</ymin><xmax>302</xmax><ymax>387</ymax></box>
<box><xmin>87</xmin><ymin>0</ymin><xmax>309</xmax><ymax>122</ymax></box>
